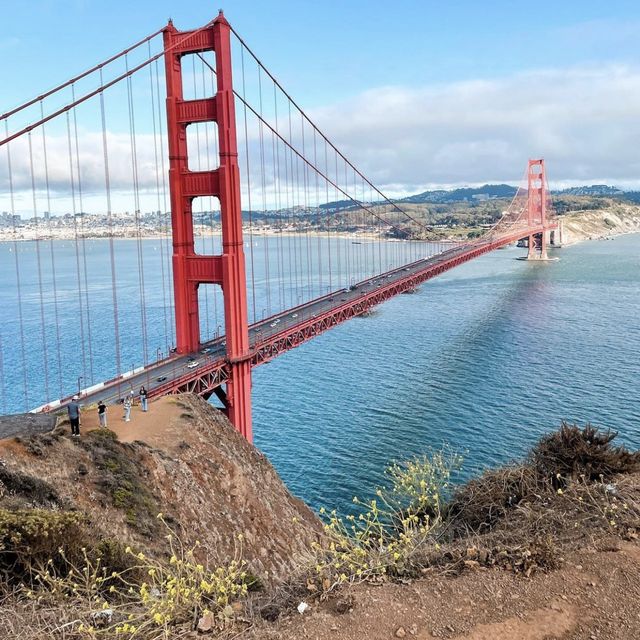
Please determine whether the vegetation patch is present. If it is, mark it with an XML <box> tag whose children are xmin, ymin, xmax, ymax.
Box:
<box><xmin>531</xmin><ymin>423</ymin><xmax>640</xmax><ymax>481</ymax></box>
<box><xmin>446</xmin><ymin>423</ymin><xmax>640</xmax><ymax>538</ymax></box>
<box><xmin>12</xmin><ymin>517</ymin><xmax>249</xmax><ymax>639</ymax></box>
<box><xmin>0</xmin><ymin>463</ymin><xmax>62</xmax><ymax>509</ymax></box>
<box><xmin>80</xmin><ymin>430</ymin><xmax>160</xmax><ymax>536</ymax></box>
<box><xmin>0</xmin><ymin>509</ymin><xmax>88</xmax><ymax>582</ymax></box>
<box><xmin>292</xmin><ymin>423</ymin><xmax>640</xmax><ymax>612</ymax></box>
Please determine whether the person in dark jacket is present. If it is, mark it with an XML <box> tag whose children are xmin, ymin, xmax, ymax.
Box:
<box><xmin>97</xmin><ymin>400</ymin><xmax>107</xmax><ymax>428</ymax></box>
<box><xmin>139</xmin><ymin>386</ymin><xmax>148</xmax><ymax>412</ymax></box>
<box><xmin>68</xmin><ymin>396</ymin><xmax>81</xmax><ymax>437</ymax></box>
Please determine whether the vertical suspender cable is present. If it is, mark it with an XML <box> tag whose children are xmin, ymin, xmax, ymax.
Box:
<box><xmin>66</xmin><ymin>110</ymin><xmax>88</xmax><ymax>383</ymax></box>
<box><xmin>149</xmin><ymin>47</ymin><xmax>170</xmax><ymax>353</ymax></box>
<box><xmin>99</xmin><ymin>69</ymin><xmax>122</xmax><ymax>378</ymax></box>
<box><xmin>343</xmin><ymin>159</ymin><xmax>351</xmax><ymax>287</ymax></box>
<box><xmin>240</xmin><ymin>46</ymin><xmax>257</xmax><ymax>324</ymax></box>
<box><xmin>41</xmin><ymin>103</ymin><xmax>64</xmax><ymax>396</ymax></box>
<box><xmin>334</xmin><ymin>152</ymin><xmax>341</xmax><ymax>286</ymax></box>
<box><xmin>27</xmin><ymin>132</ymin><xmax>50</xmax><ymax>401</ymax></box>
<box><xmin>154</xmin><ymin>58</ymin><xmax>174</xmax><ymax>349</ymax></box>
<box><xmin>288</xmin><ymin>101</ymin><xmax>301</xmax><ymax>305</ymax></box>
<box><xmin>4</xmin><ymin>122</ymin><xmax>29</xmax><ymax>409</ymax></box>
<box><xmin>324</xmin><ymin>138</ymin><xmax>332</xmax><ymax>292</ymax></box>
<box><xmin>282</xmin><ymin>98</ymin><xmax>294</xmax><ymax>310</ymax></box>
<box><xmin>301</xmin><ymin>113</ymin><xmax>312</xmax><ymax>298</ymax></box>
<box><xmin>71</xmin><ymin>85</ymin><xmax>95</xmax><ymax>383</ymax></box>
<box><xmin>375</xmin><ymin>184</ymin><xmax>382</xmax><ymax>275</ymax></box>
<box><xmin>257</xmin><ymin>67</ymin><xmax>271</xmax><ymax>314</ymax></box>
<box><xmin>125</xmin><ymin>55</ymin><xmax>149</xmax><ymax>364</ymax></box>
<box><xmin>272</xmin><ymin>85</ymin><xmax>285</xmax><ymax>311</ymax></box>
<box><xmin>313</xmin><ymin>130</ymin><xmax>322</xmax><ymax>294</ymax></box>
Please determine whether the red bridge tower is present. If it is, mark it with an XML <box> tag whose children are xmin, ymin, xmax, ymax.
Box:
<box><xmin>526</xmin><ymin>158</ymin><xmax>549</xmax><ymax>260</ymax></box>
<box><xmin>163</xmin><ymin>12</ymin><xmax>252</xmax><ymax>440</ymax></box>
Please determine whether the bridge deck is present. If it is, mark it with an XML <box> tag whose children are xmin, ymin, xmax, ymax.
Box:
<box><xmin>39</xmin><ymin>226</ymin><xmax>552</xmax><ymax>413</ymax></box>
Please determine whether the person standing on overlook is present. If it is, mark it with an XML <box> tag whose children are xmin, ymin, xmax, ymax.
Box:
<box><xmin>123</xmin><ymin>395</ymin><xmax>132</xmax><ymax>422</ymax></box>
<box><xmin>139</xmin><ymin>386</ymin><xmax>148</xmax><ymax>412</ymax></box>
<box><xmin>97</xmin><ymin>400</ymin><xmax>107</xmax><ymax>428</ymax></box>
<box><xmin>67</xmin><ymin>396</ymin><xmax>81</xmax><ymax>437</ymax></box>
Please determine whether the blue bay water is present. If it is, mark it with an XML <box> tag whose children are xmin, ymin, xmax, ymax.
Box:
<box><xmin>252</xmin><ymin>234</ymin><xmax>640</xmax><ymax>511</ymax></box>
<box><xmin>0</xmin><ymin>233</ymin><xmax>639</xmax><ymax>513</ymax></box>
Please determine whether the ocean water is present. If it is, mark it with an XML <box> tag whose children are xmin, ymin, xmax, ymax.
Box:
<box><xmin>0</xmin><ymin>233</ymin><xmax>638</xmax><ymax>512</ymax></box>
<box><xmin>252</xmin><ymin>234</ymin><xmax>640</xmax><ymax>511</ymax></box>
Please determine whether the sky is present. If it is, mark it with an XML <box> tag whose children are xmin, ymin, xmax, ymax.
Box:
<box><xmin>1</xmin><ymin>0</ymin><xmax>640</xmax><ymax>212</ymax></box>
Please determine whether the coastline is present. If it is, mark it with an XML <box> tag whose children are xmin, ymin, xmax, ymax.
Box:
<box><xmin>2</xmin><ymin>210</ymin><xmax>639</xmax><ymax>247</ymax></box>
<box><xmin>558</xmin><ymin>206</ymin><xmax>640</xmax><ymax>247</ymax></box>
<box><xmin>0</xmin><ymin>227</ymin><xmax>449</xmax><ymax>244</ymax></box>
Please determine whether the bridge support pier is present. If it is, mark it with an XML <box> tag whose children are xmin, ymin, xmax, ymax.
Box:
<box><xmin>526</xmin><ymin>231</ymin><xmax>549</xmax><ymax>260</ymax></box>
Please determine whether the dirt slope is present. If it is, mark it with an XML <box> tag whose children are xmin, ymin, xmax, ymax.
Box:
<box><xmin>250</xmin><ymin>537</ymin><xmax>640</xmax><ymax>640</ymax></box>
<box><xmin>0</xmin><ymin>394</ymin><xmax>321</xmax><ymax>584</ymax></box>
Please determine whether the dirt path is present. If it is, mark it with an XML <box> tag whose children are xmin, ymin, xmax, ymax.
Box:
<box><xmin>77</xmin><ymin>396</ymin><xmax>185</xmax><ymax>451</ymax></box>
<box><xmin>252</xmin><ymin>539</ymin><xmax>640</xmax><ymax>640</ymax></box>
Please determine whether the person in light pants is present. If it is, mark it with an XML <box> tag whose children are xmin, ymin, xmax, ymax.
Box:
<box><xmin>98</xmin><ymin>401</ymin><xmax>107</xmax><ymax>428</ymax></box>
<box><xmin>123</xmin><ymin>396</ymin><xmax>131</xmax><ymax>422</ymax></box>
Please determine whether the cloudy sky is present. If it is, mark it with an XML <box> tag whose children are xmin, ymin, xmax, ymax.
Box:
<box><xmin>1</xmin><ymin>0</ymin><xmax>639</xmax><ymax>214</ymax></box>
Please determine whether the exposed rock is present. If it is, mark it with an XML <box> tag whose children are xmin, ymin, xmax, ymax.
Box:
<box><xmin>0</xmin><ymin>394</ymin><xmax>321</xmax><ymax>584</ymax></box>
<box><xmin>0</xmin><ymin>413</ymin><xmax>57</xmax><ymax>440</ymax></box>
<box><xmin>560</xmin><ymin>204</ymin><xmax>640</xmax><ymax>245</ymax></box>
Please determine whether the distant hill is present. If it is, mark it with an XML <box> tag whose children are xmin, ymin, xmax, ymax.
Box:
<box><xmin>400</xmin><ymin>184</ymin><xmax>517</xmax><ymax>204</ymax></box>
<box><xmin>207</xmin><ymin>183</ymin><xmax>639</xmax><ymax>218</ymax></box>
<box><xmin>557</xmin><ymin>185</ymin><xmax>624</xmax><ymax>197</ymax></box>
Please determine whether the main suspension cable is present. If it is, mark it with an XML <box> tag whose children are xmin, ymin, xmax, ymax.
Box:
<box><xmin>0</xmin><ymin>21</ymin><xmax>216</xmax><ymax>148</ymax></box>
<box><xmin>229</xmin><ymin>27</ymin><xmax>432</xmax><ymax>233</ymax></box>
<box><xmin>0</xmin><ymin>27</ymin><xmax>164</xmax><ymax>122</ymax></box>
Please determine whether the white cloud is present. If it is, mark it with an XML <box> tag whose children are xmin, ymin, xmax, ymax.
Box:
<box><xmin>309</xmin><ymin>65</ymin><xmax>640</xmax><ymax>193</ymax></box>
<box><xmin>2</xmin><ymin>63</ymin><xmax>640</xmax><ymax>216</ymax></box>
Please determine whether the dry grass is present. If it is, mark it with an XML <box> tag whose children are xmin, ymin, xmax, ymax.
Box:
<box><xmin>531</xmin><ymin>422</ymin><xmax>640</xmax><ymax>481</ymax></box>
<box><xmin>1</xmin><ymin>423</ymin><xmax>640</xmax><ymax>637</ymax></box>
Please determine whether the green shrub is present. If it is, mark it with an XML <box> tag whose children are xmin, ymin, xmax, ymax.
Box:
<box><xmin>312</xmin><ymin>448</ymin><xmax>462</xmax><ymax>588</ymax></box>
<box><xmin>0</xmin><ymin>509</ymin><xmax>88</xmax><ymax>581</ymax></box>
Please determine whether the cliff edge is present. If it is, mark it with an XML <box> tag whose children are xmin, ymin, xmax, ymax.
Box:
<box><xmin>0</xmin><ymin>394</ymin><xmax>320</xmax><ymax>584</ymax></box>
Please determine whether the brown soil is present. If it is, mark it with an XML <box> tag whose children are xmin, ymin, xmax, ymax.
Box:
<box><xmin>0</xmin><ymin>395</ymin><xmax>321</xmax><ymax>583</ymax></box>
<box><xmin>249</xmin><ymin>539</ymin><xmax>640</xmax><ymax>640</ymax></box>
<box><xmin>79</xmin><ymin>395</ymin><xmax>183</xmax><ymax>448</ymax></box>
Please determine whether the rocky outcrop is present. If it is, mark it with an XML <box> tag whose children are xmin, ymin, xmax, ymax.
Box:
<box><xmin>0</xmin><ymin>394</ymin><xmax>321</xmax><ymax>584</ymax></box>
<box><xmin>560</xmin><ymin>203</ymin><xmax>640</xmax><ymax>245</ymax></box>
<box><xmin>0</xmin><ymin>413</ymin><xmax>57</xmax><ymax>440</ymax></box>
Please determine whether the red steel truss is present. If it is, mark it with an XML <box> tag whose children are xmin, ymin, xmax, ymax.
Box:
<box><xmin>150</xmin><ymin>224</ymin><xmax>553</xmax><ymax>404</ymax></box>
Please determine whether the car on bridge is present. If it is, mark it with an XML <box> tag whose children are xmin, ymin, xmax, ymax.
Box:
<box><xmin>186</xmin><ymin>361</ymin><xmax>199</xmax><ymax>369</ymax></box>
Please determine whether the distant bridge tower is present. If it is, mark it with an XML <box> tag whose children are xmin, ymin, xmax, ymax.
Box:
<box><xmin>526</xmin><ymin>158</ymin><xmax>549</xmax><ymax>260</ymax></box>
<box><xmin>163</xmin><ymin>12</ymin><xmax>252</xmax><ymax>440</ymax></box>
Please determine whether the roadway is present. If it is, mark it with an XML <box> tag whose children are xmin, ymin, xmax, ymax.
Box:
<box><xmin>38</xmin><ymin>234</ymin><xmax>532</xmax><ymax>414</ymax></box>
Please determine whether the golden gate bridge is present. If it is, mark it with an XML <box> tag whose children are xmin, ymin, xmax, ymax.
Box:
<box><xmin>0</xmin><ymin>11</ymin><xmax>557</xmax><ymax>441</ymax></box>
